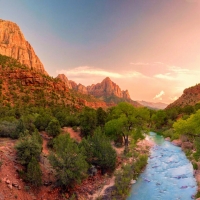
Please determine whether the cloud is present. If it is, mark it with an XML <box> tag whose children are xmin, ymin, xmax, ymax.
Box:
<box><xmin>57</xmin><ymin>66</ymin><xmax>146</xmax><ymax>81</ymax></box>
<box><xmin>168</xmin><ymin>66</ymin><xmax>189</xmax><ymax>74</ymax></box>
<box><xmin>154</xmin><ymin>73</ymin><xmax>175</xmax><ymax>80</ymax></box>
<box><xmin>130</xmin><ymin>62</ymin><xmax>150</xmax><ymax>66</ymax></box>
<box><xmin>57</xmin><ymin>66</ymin><xmax>123</xmax><ymax>78</ymax></box>
<box><xmin>169</xmin><ymin>96</ymin><xmax>178</xmax><ymax>101</ymax></box>
<box><xmin>153</xmin><ymin>90</ymin><xmax>165</xmax><ymax>100</ymax></box>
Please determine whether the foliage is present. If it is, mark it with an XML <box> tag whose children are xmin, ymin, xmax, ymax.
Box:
<box><xmin>80</xmin><ymin>128</ymin><xmax>116</xmax><ymax>172</ymax></box>
<box><xmin>49</xmin><ymin>134</ymin><xmax>88</xmax><ymax>188</ymax></box>
<box><xmin>114</xmin><ymin>164</ymin><xmax>133</xmax><ymax>197</ymax></box>
<box><xmin>105</xmin><ymin>102</ymin><xmax>150</xmax><ymax>151</ymax></box>
<box><xmin>0</xmin><ymin>119</ymin><xmax>18</xmax><ymax>138</ymax></box>
<box><xmin>96</xmin><ymin>107</ymin><xmax>107</xmax><ymax>127</ymax></box>
<box><xmin>35</xmin><ymin>113</ymin><xmax>52</xmax><ymax>131</ymax></box>
<box><xmin>27</xmin><ymin>157</ymin><xmax>42</xmax><ymax>186</ymax></box>
<box><xmin>46</xmin><ymin>118</ymin><xmax>61</xmax><ymax>137</ymax></box>
<box><xmin>15</xmin><ymin>133</ymin><xmax>42</xmax><ymax>166</ymax></box>
<box><xmin>132</xmin><ymin>154</ymin><xmax>148</xmax><ymax>179</ymax></box>
<box><xmin>194</xmin><ymin>138</ymin><xmax>200</xmax><ymax>161</ymax></box>
<box><xmin>79</xmin><ymin>107</ymin><xmax>97</xmax><ymax>136</ymax></box>
<box><xmin>173</xmin><ymin>110</ymin><xmax>200</xmax><ymax>137</ymax></box>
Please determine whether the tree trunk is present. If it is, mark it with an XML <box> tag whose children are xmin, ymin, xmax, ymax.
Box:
<box><xmin>124</xmin><ymin>136</ymin><xmax>129</xmax><ymax>154</ymax></box>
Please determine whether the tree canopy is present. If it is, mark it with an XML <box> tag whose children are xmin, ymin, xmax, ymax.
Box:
<box><xmin>105</xmin><ymin>102</ymin><xmax>150</xmax><ymax>151</ymax></box>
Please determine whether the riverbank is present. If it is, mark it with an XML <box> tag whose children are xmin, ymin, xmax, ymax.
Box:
<box><xmin>89</xmin><ymin>137</ymin><xmax>154</xmax><ymax>200</ymax></box>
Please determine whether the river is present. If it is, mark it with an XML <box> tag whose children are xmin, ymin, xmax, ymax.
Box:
<box><xmin>127</xmin><ymin>132</ymin><xmax>197</xmax><ymax>200</ymax></box>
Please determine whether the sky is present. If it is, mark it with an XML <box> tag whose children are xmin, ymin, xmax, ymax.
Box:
<box><xmin>1</xmin><ymin>0</ymin><xmax>200</xmax><ymax>104</ymax></box>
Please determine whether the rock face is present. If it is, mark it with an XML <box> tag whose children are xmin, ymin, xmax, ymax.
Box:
<box><xmin>57</xmin><ymin>74</ymin><xmax>72</xmax><ymax>89</ymax></box>
<box><xmin>0</xmin><ymin>19</ymin><xmax>48</xmax><ymax>75</ymax></box>
<box><xmin>87</xmin><ymin>77</ymin><xmax>131</xmax><ymax>99</ymax></box>
<box><xmin>58</xmin><ymin>75</ymin><xmax>141</xmax><ymax>107</ymax></box>
<box><xmin>167</xmin><ymin>84</ymin><xmax>200</xmax><ymax>109</ymax></box>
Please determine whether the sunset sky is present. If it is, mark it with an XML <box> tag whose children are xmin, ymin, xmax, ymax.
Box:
<box><xmin>1</xmin><ymin>0</ymin><xmax>200</xmax><ymax>104</ymax></box>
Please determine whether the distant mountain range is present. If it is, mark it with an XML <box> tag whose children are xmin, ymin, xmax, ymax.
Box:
<box><xmin>138</xmin><ymin>101</ymin><xmax>168</xmax><ymax>110</ymax></box>
<box><xmin>57</xmin><ymin>74</ymin><xmax>141</xmax><ymax>107</ymax></box>
<box><xmin>2</xmin><ymin>18</ymin><xmax>198</xmax><ymax>111</ymax></box>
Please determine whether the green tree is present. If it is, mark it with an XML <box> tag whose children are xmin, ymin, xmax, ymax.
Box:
<box><xmin>105</xmin><ymin>102</ymin><xmax>149</xmax><ymax>151</ymax></box>
<box><xmin>35</xmin><ymin>113</ymin><xmax>52</xmax><ymax>131</ymax></box>
<box><xmin>27</xmin><ymin>157</ymin><xmax>42</xmax><ymax>186</ymax></box>
<box><xmin>151</xmin><ymin>110</ymin><xmax>167</xmax><ymax>129</ymax></box>
<box><xmin>96</xmin><ymin>107</ymin><xmax>107</xmax><ymax>127</ymax></box>
<box><xmin>49</xmin><ymin>134</ymin><xmax>88</xmax><ymax>188</ymax></box>
<box><xmin>46</xmin><ymin>118</ymin><xmax>61</xmax><ymax>137</ymax></box>
<box><xmin>15</xmin><ymin>134</ymin><xmax>42</xmax><ymax>166</ymax></box>
<box><xmin>173</xmin><ymin>110</ymin><xmax>200</xmax><ymax>137</ymax></box>
<box><xmin>80</xmin><ymin>107</ymin><xmax>97</xmax><ymax>136</ymax></box>
<box><xmin>80</xmin><ymin>128</ymin><xmax>116</xmax><ymax>173</ymax></box>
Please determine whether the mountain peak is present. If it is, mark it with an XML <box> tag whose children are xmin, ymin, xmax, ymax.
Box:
<box><xmin>0</xmin><ymin>19</ymin><xmax>48</xmax><ymax>75</ymax></box>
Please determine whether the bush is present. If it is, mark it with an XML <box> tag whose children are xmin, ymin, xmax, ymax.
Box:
<box><xmin>46</xmin><ymin>119</ymin><xmax>61</xmax><ymax>137</ymax></box>
<box><xmin>15</xmin><ymin>135</ymin><xmax>42</xmax><ymax>166</ymax></box>
<box><xmin>80</xmin><ymin>128</ymin><xmax>117</xmax><ymax>173</ymax></box>
<box><xmin>115</xmin><ymin>164</ymin><xmax>133</xmax><ymax>197</ymax></box>
<box><xmin>26</xmin><ymin>157</ymin><xmax>42</xmax><ymax>186</ymax></box>
<box><xmin>0</xmin><ymin>120</ymin><xmax>18</xmax><ymax>138</ymax></box>
<box><xmin>49</xmin><ymin>134</ymin><xmax>88</xmax><ymax>188</ymax></box>
<box><xmin>192</xmin><ymin>162</ymin><xmax>198</xmax><ymax>170</ymax></box>
<box><xmin>133</xmin><ymin>154</ymin><xmax>148</xmax><ymax>179</ymax></box>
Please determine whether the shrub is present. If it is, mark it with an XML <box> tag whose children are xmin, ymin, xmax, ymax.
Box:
<box><xmin>15</xmin><ymin>135</ymin><xmax>42</xmax><ymax>166</ymax></box>
<box><xmin>49</xmin><ymin>134</ymin><xmax>88</xmax><ymax>188</ymax></box>
<box><xmin>80</xmin><ymin>128</ymin><xmax>117</xmax><ymax>173</ymax></box>
<box><xmin>26</xmin><ymin>157</ymin><xmax>42</xmax><ymax>186</ymax></box>
<box><xmin>46</xmin><ymin>119</ymin><xmax>61</xmax><ymax>137</ymax></box>
<box><xmin>115</xmin><ymin>164</ymin><xmax>133</xmax><ymax>197</ymax></box>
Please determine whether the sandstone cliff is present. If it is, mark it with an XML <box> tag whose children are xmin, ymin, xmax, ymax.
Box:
<box><xmin>87</xmin><ymin>77</ymin><xmax>131</xmax><ymax>99</ymax></box>
<box><xmin>0</xmin><ymin>19</ymin><xmax>48</xmax><ymax>75</ymax></box>
<box><xmin>57</xmin><ymin>74</ymin><xmax>72</xmax><ymax>89</ymax></box>
<box><xmin>58</xmin><ymin>74</ymin><xmax>140</xmax><ymax>107</ymax></box>
<box><xmin>166</xmin><ymin>84</ymin><xmax>200</xmax><ymax>109</ymax></box>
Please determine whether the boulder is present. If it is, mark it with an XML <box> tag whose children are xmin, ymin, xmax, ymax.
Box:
<box><xmin>130</xmin><ymin>179</ymin><xmax>136</xmax><ymax>184</ymax></box>
<box><xmin>165</xmin><ymin>137</ymin><xmax>171</xmax><ymax>142</ymax></box>
<box><xmin>172</xmin><ymin>139</ymin><xmax>182</xmax><ymax>147</ymax></box>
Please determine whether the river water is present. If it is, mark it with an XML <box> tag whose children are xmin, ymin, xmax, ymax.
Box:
<box><xmin>127</xmin><ymin>132</ymin><xmax>197</xmax><ymax>200</ymax></box>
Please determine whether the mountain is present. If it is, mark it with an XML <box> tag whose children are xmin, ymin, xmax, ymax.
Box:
<box><xmin>0</xmin><ymin>19</ymin><xmax>48</xmax><ymax>75</ymax></box>
<box><xmin>138</xmin><ymin>101</ymin><xmax>168</xmax><ymax>110</ymax></box>
<box><xmin>57</xmin><ymin>75</ymin><xmax>141</xmax><ymax>107</ymax></box>
<box><xmin>167</xmin><ymin>84</ymin><xmax>200</xmax><ymax>109</ymax></box>
<box><xmin>0</xmin><ymin>54</ymin><xmax>107</xmax><ymax>109</ymax></box>
<box><xmin>57</xmin><ymin>74</ymin><xmax>72</xmax><ymax>89</ymax></box>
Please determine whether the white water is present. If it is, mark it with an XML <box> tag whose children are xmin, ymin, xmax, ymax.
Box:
<box><xmin>127</xmin><ymin>132</ymin><xmax>197</xmax><ymax>200</ymax></box>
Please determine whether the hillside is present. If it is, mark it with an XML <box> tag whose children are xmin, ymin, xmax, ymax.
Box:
<box><xmin>166</xmin><ymin>84</ymin><xmax>200</xmax><ymax>109</ymax></box>
<box><xmin>0</xmin><ymin>54</ymin><xmax>107</xmax><ymax>109</ymax></box>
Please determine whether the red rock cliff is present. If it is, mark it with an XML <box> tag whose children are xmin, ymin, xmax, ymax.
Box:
<box><xmin>0</xmin><ymin>19</ymin><xmax>48</xmax><ymax>75</ymax></box>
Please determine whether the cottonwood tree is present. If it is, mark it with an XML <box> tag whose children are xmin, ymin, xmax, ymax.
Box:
<box><xmin>105</xmin><ymin>102</ymin><xmax>149</xmax><ymax>152</ymax></box>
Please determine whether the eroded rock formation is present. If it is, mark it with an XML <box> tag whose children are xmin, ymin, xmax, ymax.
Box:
<box><xmin>0</xmin><ymin>19</ymin><xmax>48</xmax><ymax>75</ymax></box>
